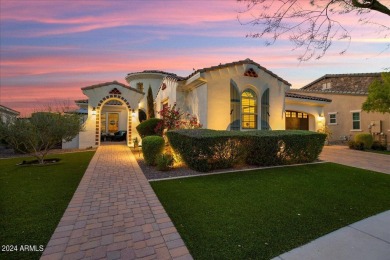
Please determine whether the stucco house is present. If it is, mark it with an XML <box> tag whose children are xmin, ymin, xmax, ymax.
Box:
<box><xmin>64</xmin><ymin>59</ymin><xmax>330</xmax><ymax>149</ymax></box>
<box><xmin>290</xmin><ymin>73</ymin><xmax>389</xmax><ymax>146</ymax></box>
<box><xmin>0</xmin><ymin>104</ymin><xmax>20</xmax><ymax>123</ymax></box>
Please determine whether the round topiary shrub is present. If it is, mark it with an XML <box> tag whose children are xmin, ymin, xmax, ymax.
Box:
<box><xmin>136</xmin><ymin>118</ymin><xmax>163</xmax><ymax>138</ymax></box>
<box><xmin>142</xmin><ymin>135</ymin><xmax>165</xmax><ymax>166</ymax></box>
<box><xmin>354</xmin><ymin>133</ymin><xmax>373</xmax><ymax>150</ymax></box>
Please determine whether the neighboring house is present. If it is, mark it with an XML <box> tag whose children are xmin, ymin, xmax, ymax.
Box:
<box><xmin>66</xmin><ymin>59</ymin><xmax>330</xmax><ymax>149</ymax></box>
<box><xmin>0</xmin><ymin>104</ymin><xmax>20</xmax><ymax>123</ymax></box>
<box><xmin>290</xmin><ymin>73</ymin><xmax>389</xmax><ymax>146</ymax></box>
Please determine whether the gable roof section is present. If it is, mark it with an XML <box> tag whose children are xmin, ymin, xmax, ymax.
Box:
<box><xmin>301</xmin><ymin>73</ymin><xmax>382</xmax><ymax>94</ymax></box>
<box><xmin>181</xmin><ymin>58</ymin><xmax>291</xmax><ymax>86</ymax></box>
<box><xmin>0</xmin><ymin>104</ymin><xmax>20</xmax><ymax>116</ymax></box>
<box><xmin>81</xmin><ymin>81</ymin><xmax>144</xmax><ymax>94</ymax></box>
<box><xmin>285</xmin><ymin>92</ymin><xmax>332</xmax><ymax>103</ymax></box>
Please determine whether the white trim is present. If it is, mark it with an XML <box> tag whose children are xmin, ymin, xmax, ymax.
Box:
<box><xmin>350</xmin><ymin>109</ymin><xmax>362</xmax><ymax>113</ymax></box>
<box><xmin>328</xmin><ymin>112</ymin><xmax>338</xmax><ymax>114</ymax></box>
<box><xmin>350</xmin><ymin>129</ymin><xmax>362</xmax><ymax>132</ymax></box>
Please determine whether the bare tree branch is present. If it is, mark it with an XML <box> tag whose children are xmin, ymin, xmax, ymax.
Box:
<box><xmin>237</xmin><ymin>0</ymin><xmax>390</xmax><ymax>61</ymax></box>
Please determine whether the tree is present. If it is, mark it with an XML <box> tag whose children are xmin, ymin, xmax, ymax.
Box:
<box><xmin>237</xmin><ymin>0</ymin><xmax>390</xmax><ymax>61</ymax></box>
<box><xmin>0</xmin><ymin>112</ymin><xmax>84</xmax><ymax>164</ymax></box>
<box><xmin>147</xmin><ymin>85</ymin><xmax>155</xmax><ymax>119</ymax></box>
<box><xmin>362</xmin><ymin>72</ymin><xmax>390</xmax><ymax>113</ymax></box>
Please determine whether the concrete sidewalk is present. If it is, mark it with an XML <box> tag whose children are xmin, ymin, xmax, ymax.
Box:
<box><xmin>272</xmin><ymin>210</ymin><xmax>390</xmax><ymax>260</ymax></box>
<box><xmin>320</xmin><ymin>145</ymin><xmax>390</xmax><ymax>174</ymax></box>
<box><xmin>41</xmin><ymin>144</ymin><xmax>192</xmax><ymax>260</ymax></box>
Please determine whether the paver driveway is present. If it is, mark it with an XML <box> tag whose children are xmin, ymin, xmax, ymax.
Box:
<box><xmin>320</xmin><ymin>145</ymin><xmax>390</xmax><ymax>174</ymax></box>
<box><xmin>41</xmin><ymin>144</ymin><xmax>192</xmax><ymax>260</ymax></box>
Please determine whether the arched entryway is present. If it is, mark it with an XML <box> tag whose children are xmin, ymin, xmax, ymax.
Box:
<box><xmin>94</xmin><ymin>95</ymin><xmax>132</xmax><ymax>146</ymax></box>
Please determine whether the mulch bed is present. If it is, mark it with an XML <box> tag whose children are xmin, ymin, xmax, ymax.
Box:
<box><xmin>131</xmin><ymin>148</ymin><xmax>261</xmax><ymax>181</ymax></box>
<box><xmin>131</xmin><ymin>148</ymin><xmax>207</xmax><ymax>180</ymax></box>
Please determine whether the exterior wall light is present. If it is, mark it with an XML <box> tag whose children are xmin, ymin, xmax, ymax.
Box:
<box><xmin>91</xmin><ymin>107</ymin><xmax>96</xmax><ymax>115</ymax></box>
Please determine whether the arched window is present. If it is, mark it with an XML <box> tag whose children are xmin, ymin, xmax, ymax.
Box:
<box><xmin>241</xmin><ymin>89</ymin><xmax>257</xmax><ymax>129</ymax></box>
<box><xmin>230</xmin><ymin>83</ymin><xmax>240</xmax><ymax>130</ymax></box>
<box><xmin>261</xmin><ymin>89</ymin><xmax>270</xmax><ymax>130</ymax></box>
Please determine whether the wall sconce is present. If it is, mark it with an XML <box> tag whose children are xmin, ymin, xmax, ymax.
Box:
<box><xmin>132</xmin><ymin>109</ymin><xmax>136</xmax><ymax>117</ymax></box>
<box><xmin>91</xmin><ymin>107</ymin><xmax>96</xmax><ymax>115</ymax></box>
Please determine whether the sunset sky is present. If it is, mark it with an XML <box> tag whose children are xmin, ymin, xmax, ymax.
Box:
<box><xmin>1</xmin><ymin>0</ymin><xmax>389</xmax><ymax>116</ymax></box>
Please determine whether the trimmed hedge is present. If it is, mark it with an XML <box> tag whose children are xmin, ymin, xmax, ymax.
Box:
<box><xmin>136</xmin><ymin>118</ymin><xmax>163</xmax><ymax>138</ymax></box>
<box><xmin>142</xmin><ymin>136</ymin><xmax>165</xmax><ymax>165</ymax></box>
<box><xmin>167</xmin><ymin>129</ymin><xmax>326</xmax><ymax>172</ymax></box>
<box><xmin>354</xmin><ymin>133</ymin><xmax>373</xmax><ymax>150</ymax></box>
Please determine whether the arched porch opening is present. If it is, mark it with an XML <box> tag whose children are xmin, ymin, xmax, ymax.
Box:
<box><xmin>95</xmin><ymin>95</ymin><xmax>132</xmax><ymax>147</ymax></box>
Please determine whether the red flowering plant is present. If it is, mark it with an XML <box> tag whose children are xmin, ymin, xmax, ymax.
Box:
<box><xmin>182</xmin><ymin>113</ymin><xmax>202</xmax><ymax>129</ymax></box>
<box><xmin>154</xmin><ymin>103</ymin><xmax>202</xmax><ymax>134</ymax></box>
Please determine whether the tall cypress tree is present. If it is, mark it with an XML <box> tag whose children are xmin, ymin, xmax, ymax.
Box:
<box><xmin>147</xmin><ymin>85</ymin><xmax>155</xmax><ymax>119</ymax></box>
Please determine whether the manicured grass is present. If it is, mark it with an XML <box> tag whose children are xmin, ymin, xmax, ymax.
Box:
<box><xmin>151</xmin><ymin>163</ymin><xmax>390</xmax><ymax>260</ymax></box>
<box><xmin>0</xmin><ymin>151</ymin><xmax>95</xmax><ymax>260</ymax></box>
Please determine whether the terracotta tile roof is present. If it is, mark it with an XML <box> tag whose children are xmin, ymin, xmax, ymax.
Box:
<box><xmin>285</xmin><ymin>92</ymin><xmax>332</xmax><ymax>102</ymax></box>
<box><xmin>181</xmin><ymin>58</ymin><xmax>291</xmax><ymax>86</ymax></box>
<box><xmin>301</xmin><ymin>73</ymin><xmax>382</xmax><ymax>94</ymax></box>
<box><xmin>81</xmin><ymin>81</ymin><xmax>144</xmax><ymax>94</ymax></box>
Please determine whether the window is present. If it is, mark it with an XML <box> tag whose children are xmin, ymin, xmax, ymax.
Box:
<box><xmin>328</xmin><ymin>113</ymin><xmax>337</xmax><ymax>125</ymax></box>
<box><xmin>242</xmin><ymin>89</ymin><xmax>257</xmax><ymax>129</ymax></box>
<box><xmin>261</xmin><ymin>89</ymin><xmax>270</xmax><ymax>130</ymax></box>
<box><xmin>352</xmin><ymin>111</ymin><xmax>361</xmax><ymax>130</ymax></box>
<box><xmin>137</xmin><ymin>82</ymin><xmax>144</xmax><ymax>92</ymax></box>
<box><xmin>322</xmin><ymin>82</ymin><xmax>331</xmax><ymax>90</ymax></box>
<box><xmin>230</xmin><ymin>83</ymin><xmax>240</xmax><ymax>130</ymax></box>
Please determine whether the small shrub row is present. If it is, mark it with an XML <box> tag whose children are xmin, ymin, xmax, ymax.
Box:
<box><xmin>167</xmin><ymin>129</ymin><xmax>326</xmax><ymax>172</ymax></box>
<box><xmin>349</xmin><ymin>133</ymin><xmax>387</xmax><ymax>151</ymax></box>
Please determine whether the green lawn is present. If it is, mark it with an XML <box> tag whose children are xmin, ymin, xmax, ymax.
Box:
<box><xmin>151</xmin><ymin>163</ymin><xmax>390</xmax><ymax>260</ymax></box>
<box><xmin>0</xmin><ymin>151</ymin><xmax>95</xmax><ymax>260</ymax></box>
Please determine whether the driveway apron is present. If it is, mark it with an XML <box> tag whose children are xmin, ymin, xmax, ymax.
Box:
<box><xmin>320</xmin><ymin>145</ymin><xmax>390</xmax><ymax>174</ymax></box>
<box><xmin>41</xmin><ymin>144</ymin><xmax>192</xmax><ymax>260</ymax></box>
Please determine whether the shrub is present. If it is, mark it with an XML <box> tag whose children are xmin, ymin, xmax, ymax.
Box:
<box><xmin>136</xmin><ymin>118</ymin><xmax>163</xmax><ymax>137</ymax></box>
<box><xmin>354</xmin><ymin>133</ymin><xmax>373</xmax><ymax>150</ymax></box>
<box><xmin>167</xmin><ymin>129</ymin><xmax>326</xmax><ymax>172</ymax></box>
<box><xmin>142</xmin><ymin>136</ymin><xmax>165</xmax><ymax>165</ymax></box>
<box><xmin>156</xmin><ymin>153</ymin><xmax>174</xmax><ymax>171</ymax></box>
<box><xmin>348</xmin><ymin>140</ymin><xmax>364</xmax><ymax>150</ymax></box>
<box><xmin>371</xmin><ymin>141</ymin><xmax>386</xmax><ymax>151</ymax></box>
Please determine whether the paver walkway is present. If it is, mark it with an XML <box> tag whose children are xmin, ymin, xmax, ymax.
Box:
<box><xmin>41</xmin><ymin>144</ymin><xmax>192</xmax><ymax>260</ymax></box>
<box><xmin>320</xmin><ymin>145</ymin><xmax>390</xmax><ymax>174</ymax></box>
